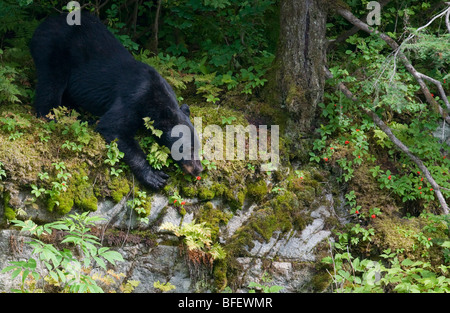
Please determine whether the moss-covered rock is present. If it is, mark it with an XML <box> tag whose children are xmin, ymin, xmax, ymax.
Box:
<box><xmin>108</xmin><ymin>176</ymin><xmax>131</xmax><ymax>203</ymax></box>
<box><xmin>247</xmin><ymin>179</ymin><xmax>268</xmax><ymax>202</ymax></box>
<box><xmin>198</xmin><ymin>188</ymin><xmax>215</xmax><ymax>201</ymax></box>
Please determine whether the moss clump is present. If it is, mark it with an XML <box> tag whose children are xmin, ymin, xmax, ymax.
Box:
<box><xmin>3</xmin><ymin>192</ymin><xmax>16</xmax><ymax>221</ymax></box>
<box><xmin>197</xmin><ymin>202</ymin><xmax>231</xmax><ymax>240</ymax></box>
<box><xmin>371</xmin><ymin>216</ymin><xmax>444</xmax><ymax>263</ymax></box>
<box><xmin>250</xmin><ymin>208</ymin><xmax>282</xmax><ymax>241</ymax></box>
<box><xmin>189</xmin><ymin>105</ymin><xmax>248</xmax><ymax>129</ymax></box>
<box><xmin>271</xmin><ymin>191</ymin><xmax>298</xmax><ymax>212</ymax></box>
<box><xmin>71</xmin><ymin>169</ymin><xmax>98</xmax><ymax>211</ymax></box>
<box><xmin>211</xmin><ymin>183</ymin><xmax>227</xmax><ymax>197</ymax></box>
<box><xmin>4</xmin><ymin>206</ymin><xmax>16</xmax><ymax>221</ymax></box>
<box><xmin>182</xmin><ymin>185</ymin><xmax>198</xmax><ymax>198</ymax></box>
<box><xmin>46</xmin><ymin>168</ymin><xmax>99</xmax><ymax>214</ymax></box>
<box><xmin>225</xmin><ymin>189</ymin><xmax>246</xmax><ymax>211</ymax></box>
<box><xmin>47</xmin><ymin>193</ymin><xmax>74</xmax><ymax>215</ymax></box>
<box><xmin>247</xmin><ymin>179</ymin><xmax>268</xmax><ymax>202</ymax></box>
<box><xmin>108</xmin><ymin>176</ymin><xmax>131</xmax><ymax>203</ymax></box>
<box><xmin>310</xmin><ymin>271</ymin><xmax>332</xmax><ymax>292</ymax></box>
<box><xmin>199</xmin><ymin>188</ymin><xmax>215</xmax><ymax>200</ymax></box>
<box><xmin>213</xmin><ymin>259</ymin><xmax>228</xmax><ymax>292</ymax></box>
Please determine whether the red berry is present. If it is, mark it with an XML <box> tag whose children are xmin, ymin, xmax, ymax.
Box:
<box><xmin>418</xmin><ymin>186</ymin><xmax>422</xmax><ymax>190</ymax></box>
<box><xmin>355</xmin><ymin>210</ymin><xmax>359</xmax><ymax>214</ymax></box>
<box><xmin>430</xmin><ymin>188</ymin><xmax>433</xmax><ymax>191</ymax></box>
<box><xmin>417</xmin><ymin>171</ymin><xmax>420</xmax><ymax>174</ymax></box>
<box><xmin>330</xmin><ymin>147</ymin><xmax>334</xmax><ymax>150</ymax></box>
<box><xmin>421</xmin><ymin>177</ymin><xmax>424</xmax><ymax>181</ymax></box>
<box><xmin>356</xmin><ymin>129</ymin><xmax>360</xmax><ymax>132</ymax></box>
<box><xmin>428</xmin><ymin>238</ymin><xmax>432</xmax><ymax>241</ymax></box>
<box><xmin>324</xmin><ymin>157</ymin><xmax>328</xmax><ymax>162</ymax></box>
<box><xmin>371</xmin><ymin>214</ymin><xmax>376</xmax><ymax>219</ymax></box>
<box><xmin>181</xmin><ymin>201</ymin><xmax>186</xmax><ymax>205</ymax></box>
<box><xmin>345</xmin><ymin>141</ymin><xmax>349</xmax><ymax>145</ymax></box>
<box><xmin>174</xmin><ymin>199</ymin><xmax>177</xmax><ymax>204</ymax></box>
<box><xmin>388</xmin><ymin>175</ymin><xmax>391</xmax><ymax>180</ymax></box>
<box><xmin>196</xmin><ymin>176</ymin><xmax>201</xmax><ymax>180</ymax></box>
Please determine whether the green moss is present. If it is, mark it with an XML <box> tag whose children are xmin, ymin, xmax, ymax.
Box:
<box><xmin>108</xmin><ymin>176</ymin><xmax>131</xmax><ymax>203</ymax></box>
<box><xmin>189</xmin><ymin>105</ymin><xmax>248</xmax><ymax>128</ymax></box>
<box><xmin>250</xmin><ymin>208</ymin><xmax>281</xmax><ymax>241</ymax></box>
<box><xmin>213</xmin><ymin>259</ymin><xmax>228</xmax><ymax>292</ymax></box>
<box><xmin>3</xmin><ymin>192</ymin><xmax>16</xmax><ymax>221</ymax></box>
<box><xmin>247</xmin><ymin>180</ymin><xmax>268</xmax><ymax>202</ymax></box>
<box><xmin>182</xmin><ymin>185</ymin><xmax>198</xmax><ymax>198</ymax></box>
<box><xmin>311</xmin><ymin>271</ymin><xmax>332</xmax><ymax>292</ymax></box>
<box><xmin>271</xmin><ymin>191</ymin><xmax>298</xmax><ymax>212</ymax></box>
<box><xmin>4</xmin><ymin>192</ymin><xmax>16</xmax><ymax>221</ymax></box>
<box><xmin>47</xmin><ymin>192</ymin><xmax>74</xmax><ymax>215</ymax></box>
<box><xmin>287</xmin><ymin>167</ymin><xmax>327</xmax><ymax>206</ymax></box>
<box><xmin>4</xmin><ymin>207</ymin><xmax>16</xmax><ymax>221</ymax></box>
<box><xmin>72</xmin><ymin>169</ymin><xmax>98</xmax><ymax>211</ymax></box>
<box><xmin>197</xmin><ymin>202</ymin><xmax>231</xmax><ymax>240</ymax></box>
<box><xmin>225</xmin><ymin>189</ymin><xmax>246</xmax><ymax>211</ymax></box>
<box><xmin>371</xmin><ymin>217</ymin><xmax>437</xmax><ymax>262</ymax></box>
<box><xmin>211</xmin><ymin>183</ymin><xmax>227</xmax><ymax>197</ymax></box>
<box><xmin>199</xmin><ymin>188</ymin><xmax>215</xmax><ymax>200</ymax></box>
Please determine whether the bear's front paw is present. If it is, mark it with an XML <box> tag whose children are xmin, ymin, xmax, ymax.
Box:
<box><xmin>155</xmin><ymin>170</ymin><xmax>169</xmax><ymax>180</ymax></box>
<box><xmin>142</xmin><ymin>170</ymin><xmax>168</xmax><ymax>190</ymax></box>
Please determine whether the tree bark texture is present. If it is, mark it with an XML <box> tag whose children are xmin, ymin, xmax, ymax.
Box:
<box><xmin>277</xmin><ymin>0</ymin><xmax>327</xmax><ymax>133</ymax></box>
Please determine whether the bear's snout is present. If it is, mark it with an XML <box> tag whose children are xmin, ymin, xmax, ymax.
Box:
<box><xmin>182</xmin><ymin>160</ymin><xmax>203</xmax><ymax>177</ymax></box>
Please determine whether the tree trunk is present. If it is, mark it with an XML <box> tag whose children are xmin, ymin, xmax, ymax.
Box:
<box><xmin>277</xmin><ymin>0</ymin><xmax>328</xmax><ymax>134</ymax></box>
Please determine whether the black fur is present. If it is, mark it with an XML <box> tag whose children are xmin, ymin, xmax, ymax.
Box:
<box><xmin>30</xmin><ymin>13</ymin><xmax>203</xmax><ymax>190</ymax></box>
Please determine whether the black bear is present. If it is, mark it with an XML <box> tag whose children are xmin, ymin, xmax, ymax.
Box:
<box><xmin>30</xmin><ymin>12</ymin><xmax>203</xmax><ymax>189</ymax></box>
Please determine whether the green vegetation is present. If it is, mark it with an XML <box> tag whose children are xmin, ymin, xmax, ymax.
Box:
<box><xmin>1</xmin><ymin>213</ymin><xmax>128</xmax><ymax>293</ymax></box>
<box><xmin>160</xmin><ymin>220</ymin><xmax>226</xmax><ymax>262</ymax></box>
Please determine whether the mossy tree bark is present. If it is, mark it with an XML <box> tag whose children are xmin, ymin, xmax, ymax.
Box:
<box><xmin>276</xmin><ymin>0</ymin><xmax>328</xmax><ymax>134</ymax></box>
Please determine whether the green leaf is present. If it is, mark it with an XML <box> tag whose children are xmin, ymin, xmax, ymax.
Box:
<box><xmin>32</xmin><ymin>271</ymin><xmax>40</xmax><ymax>281</ymax></box>
<box><xmin>27</xmin><ymin>258</ymin><xmax>37</xmax><ymax>270</ymax></box>
<box><xmin>401</xmin><ymin>259</ymin><xmax>414</xmax><ymax>267</ymax></box>
<box><xmin>11</xmin><ymin>268</ymin><xmax>22</xmax><ymax>280</ymax></box>
<box><xmin>21</xmin><ymin>269</ymin><xmax>29</xmax><ymax>284</ymax></box>
<box><xmin>49</xmin><ymin>271</ymin><xmax>59</xmax><ymax>282</ymax></box>
<box><xmin>56</xmin><ymin>269</ymin><xmax>66</xmax><ymax>283</ymax></box>
<box><xmin>100</xmin><ymin>250</ymin><xmax>124</xmax><ymax>265</ymax></box>
<box><xmin>1</xmin><ymin>265</ymin><xmax>18</xmax><ymax>273</ymax></box>
<box><xmin>93</xmin><ymin>256</ymin><xmax>106</xmax><ymax>270</ymax></box>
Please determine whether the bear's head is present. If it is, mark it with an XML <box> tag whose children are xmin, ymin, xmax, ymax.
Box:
<box><xmin>165</xmin><ymin>103</ymin><xmax>204</xmax><ymax>177</ymax></box>
<box><xmin>149</xmin><ymin>69</ymin><xmax>203</xmax><ymax>177</ymax></box>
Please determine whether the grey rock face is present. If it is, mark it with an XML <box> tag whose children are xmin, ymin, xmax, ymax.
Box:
<box><xmin>0</xmin><ymin>190</ymin><xmax>341</xmax><ymax>293</ymax></box>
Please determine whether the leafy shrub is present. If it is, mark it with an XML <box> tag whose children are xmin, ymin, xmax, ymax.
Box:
<box><xmin>2</xmin><ymin>213</ymin><xmax>126</xmax><ymax>293</ymax></box>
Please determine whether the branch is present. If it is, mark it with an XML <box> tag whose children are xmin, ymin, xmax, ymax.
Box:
<box><xmin>335</xmin><ymin>5</ymin><xmax>450</xmax><ymax>125</ymax></box>
<box><xmin>327</xmin><ymin>0</ymin><xmax>392</xmax><ymax>51</ymax></box>
<box><xmin>324</xmin><ymin>66</ymin><xmax>449</xmax><ymax>215</ymax></box>
<box><xmin>446</xmin><ymin>2</ymin><xmax>450</xmax><ymax>33</ymax></box>
<box><xmin>151</xmin><ymin>0</ymin><xmax>162</xmax><ymax>54</ymax></box>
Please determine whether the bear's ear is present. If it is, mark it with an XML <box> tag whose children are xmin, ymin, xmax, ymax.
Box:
<box><xmin>180</xmin><ymin>103</ymin><xmax>190</xmax><ymax>117</ymax></box>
